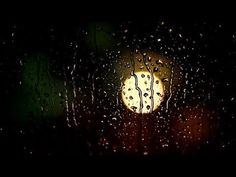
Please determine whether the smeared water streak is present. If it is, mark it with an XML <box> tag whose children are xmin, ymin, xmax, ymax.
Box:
<box><xmin>166</xmin><ymin>65</ymin><xmax>174</xmax><ymax>111</ymax></box>
<box><xmin>71</xmin><ymin>63</ymin><xmax>78</xmax><ymax>126</ymax></box>
<box><xmin>91</xmin><ymin>73</ymin><xmax>95</xmax><ymax>104</ymax></box>
<box><xmin>130</xmin><ymin>52</ymin><xmax>143</xmax><ymax>113</ymax></box>
<box><xmin>63</xmin><ymin>66</ymin><xmax>71</xmax><ymax>127</ymax></box>
<box><xmin>142</xmin><ymin>54</ymin><xmax>154</xmax><ymax>113</ymax></box>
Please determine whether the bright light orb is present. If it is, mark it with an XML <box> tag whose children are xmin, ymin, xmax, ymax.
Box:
<box><xmin>121</xmin><ymin>71</ymin><xmax>164</xmax><ymax>114</ymax></box>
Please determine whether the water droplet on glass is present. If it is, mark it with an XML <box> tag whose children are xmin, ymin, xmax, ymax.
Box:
<box><xmin>162</xmin><ymin>78</ymin><xmax>168</xmax><ymax>82</ymax></box>
<box><xmin>144</xmin><ymin>93</ymin><xmax>148</xmax><ymax>97</ymax></box>
<box><xmin>153</xmin><ymin>67</ymin><xmax>159</xmax><ymax>72</ymax></box>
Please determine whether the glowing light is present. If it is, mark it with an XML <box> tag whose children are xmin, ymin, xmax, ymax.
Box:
<box><xmin>121</xmin><ymin>71</ymin><xmax>164</xmax><ymax>114</ymax></box>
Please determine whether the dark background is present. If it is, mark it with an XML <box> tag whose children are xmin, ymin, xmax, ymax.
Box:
<box><xmin>0</xmin><ymin>4</ymin><xmax>236</xmax><ymax>168</ymax></box>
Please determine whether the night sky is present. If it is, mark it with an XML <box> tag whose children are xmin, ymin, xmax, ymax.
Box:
<box><xmin>0</xmin><ymin>8</ymin><xmax>236</xmax><ymax>165</ymax></box>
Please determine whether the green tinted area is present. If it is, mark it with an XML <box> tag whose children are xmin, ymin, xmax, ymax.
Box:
<box><xmin>14</xmin><ymin>54</ymin><xmax>65</xmax><ymax>121</ymax></box>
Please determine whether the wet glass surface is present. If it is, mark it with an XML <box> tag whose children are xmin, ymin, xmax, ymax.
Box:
<box><xmin>0</xmin><ymin>14</ymin><xmax>235</xmax><ymax>160</ymax></box>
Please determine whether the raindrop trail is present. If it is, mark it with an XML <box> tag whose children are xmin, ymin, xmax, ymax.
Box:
<box><xmin>71</xmin><ymin>63</ymin><xmax>78</xmax><ymax>126</ymax></box>
<box><xmin>130</xmin><ymin>51</ymin><xmax>143</xmax><ymax>154</ymax></box>
<box><xmin>130</xmin><ymin>52</ymin><xmax>143</xmax><ymax>113</ymax></box>
<box><xmin>166</xmin><ymin>65</ymin><xmax>174</xmax><ymax>111</ymax></box>
<box><xmin>183</xmin><ymin>72</ymin><xmax>188</xmax><ymax>101</ymax></box>
<box><xmin>63</xmin><ymin>66</ymin><xmax>71</xmax><ymax>128</ymax></box>
<box><xmin>143</xmin><ymin>54</ymin><xmax>154</xmax><ymax>113</ymax></box>
<box><xmin>118</xmin><ymin>76</ymin><xmax>124</xmax><ymax>106</ymax></box>
<box><xmin>91</xmin><ymin>72</ymin><xmax>95</xmax><ymax>104</ymax></box>
<box><xmin>183</xmin><ymin>88</ymin><xmax>186</xmax><ymax>100</ymax></box>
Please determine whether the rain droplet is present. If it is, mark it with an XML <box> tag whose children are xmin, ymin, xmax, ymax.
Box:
<box><xmin>131</xmin><ymin>106</ymin><xmax>137</xmax><ymax>112</ymax></box>
<box><xmin>153</xmin><ymin>67</ymin><xmax>159</xmax><ymax>72</ymax></box>
<box><xmin>162</xmin><ymin>78</ymin><xmax>168</xmax><ymax>82</ymax></box>
<box><xmin>143</xmin><ymin>152</ymin><xmax>148</xmax><ymax>155</ymax></box>
<box><xmin>156</xmin><ymin>59</ymin><xmax>163</xmax><ymax>65</ymax></box>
